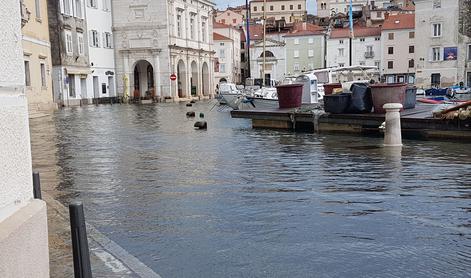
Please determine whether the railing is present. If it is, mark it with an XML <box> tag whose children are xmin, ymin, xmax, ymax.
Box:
<box><xmin>364</xmin><ymin>51</ymin><xmax>375</xmax><ymax>59</ymax></box>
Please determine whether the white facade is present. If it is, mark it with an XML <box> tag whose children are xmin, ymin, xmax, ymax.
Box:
<box><xmin>327</xmin><ymin>33</ymin><xmax>382</xmax><ymax>69</ymax></box>
<box><xmin>250</xmin><ymin>0</ymin><xmax>306</xmax><ymax>23</ymax></box>
<box><xmin>85</xmin><ymin>0</ymin><xmax>116</xmax><ymax>101</ymax></box>
<box><xmin>112</xmin><ymin>0</ymin><xmax>215</xmax><ymax>100</ymax></box>
<box><xmin>317</xmin><ymin>0</ymin><xmax>388</xmax><ymax>17</ymax></box>
<box><xmin>250</xmin><ymin>36</ymin><xmax>287</xmax><ymax>82</ymax></box>
<box><xmin>381</xmin><ymin>28</ymin><xmax>415</xmax><ymax>83</ymax></box>
<box><xmin>214</xmin><ymin>36</ymin><xmax>233</xmax><ymax>84</ymax></box>
<box><xmin>415</xmin><ymin>0</ymin><xmax>471</xmax><ymax>88</ymax></box>
<box><xmin>214</xmin><ymin>26</ymin><xmax>241</xmax><ymax>84</ymax></box>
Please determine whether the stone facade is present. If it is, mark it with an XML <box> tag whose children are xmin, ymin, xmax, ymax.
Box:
<box><xmin>250</xmin><ymin>34</ymin><xmax>287</xmax><ymax>82</ymax></box>
<box><xmin>250</xmin><ymin>0</ymin><xmax>306</xmax><ymax>24</ymax></box>
<box><xmin>215</xmin><ymin>9</ymin><xmax>244</xmax><ymax>27</ymax></box>
<box><xmin>47</xmin><ymin>0</ymin><xmax>91</xmax><ymax>106</ymax></box>
<box><xmin>112</xmin><ymin>0</ymin><xmax>215</xmax><ymax>100</ymax></box>
<box><xmin>21</xmin><ymin>0</ymin><xmax>57</xmax><ymax>114</ymax></box>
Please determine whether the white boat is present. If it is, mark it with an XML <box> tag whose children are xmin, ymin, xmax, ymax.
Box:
<box><xmin>216</xmin><ymin>83</ymin><xmax>244</xmax><ymax>109</ymax></box>
<box><xmin>247</xmin><ymin>87</ymin><xmax>278</xmax><ymax>109</ymax></box>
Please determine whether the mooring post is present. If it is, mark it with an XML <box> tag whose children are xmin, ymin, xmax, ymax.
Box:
<box><xmin>69</xmin><ymin>202</ymin><xmax>92</xmax><ymax>278</ymax></box>
<box><xmin>383</xmin><ymin>103</ymin><xmax>403</xmax><ymax>147</ymax></box>
<box><xmin>32</xmin><ymin>171</ymin><xmax>42</xmax><ymax>199</ymax></box>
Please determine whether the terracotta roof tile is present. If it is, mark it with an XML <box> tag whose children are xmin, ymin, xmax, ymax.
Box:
<box><xmin>330</xmin><ymin>26</ymin><xmax>381</xmax><ymax>39</ymax></box>
<box><xmin>213</xmin><ymin>21</ymin><xmax>233</xmax><ymax>28</ymax></box>
<box><xmin>382</xmin><ymin>13</ymin><xmax>414</xmax><ymax>30</ymax></box>
<box><xmin>213</xmin><ymin>32</ymin><xmax>232</xmax><ymax>41</ymax></box>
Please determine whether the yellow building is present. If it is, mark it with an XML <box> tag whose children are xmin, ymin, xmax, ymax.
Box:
<box><xmin>21</xmin><ymin>0</ymin><xmax>56</xmax><ymax>115</ymax></box>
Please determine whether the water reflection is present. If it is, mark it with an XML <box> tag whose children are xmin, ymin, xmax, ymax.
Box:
<box><xmin>30</xmin><ymin>102</ymin><xmax>471</xmax><ymax>278</ymax></box>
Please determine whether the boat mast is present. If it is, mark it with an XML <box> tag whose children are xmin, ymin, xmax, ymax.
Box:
<box><xmin>262</xmin><ymin>0</ymin><xmax>266</xmax><ymax>86</ymax></box>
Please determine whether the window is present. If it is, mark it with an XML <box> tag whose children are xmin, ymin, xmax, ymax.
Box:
<box><xmin>388</xmin><ymin>61</ymin><xmax>393</xmax><ymax>69</ymax></box>
<box><xmin>219</xmin><ymin>42</ymin><xmax>224</xmax><ymax>46</ymax></box>
<box><xmin>431</xmin><ymin>47</ymin><xmax>441</xmax><ymax>61</ymax></box>
<box><xmin>232</xmin><ymin>18</ymin><xmax>236</xmax><ymax>24</ymax></box>
<box><xmin>24</xmin><ymin>60</ymin><xmax>31</xmax><ymax>86</ymax></box>
<box><xmin>65</xmin><ymin>31</ymin><xmax>73</xmax><ymax>55</ymax></box>
<box><xmin>294</xmin><ymin>50</ymin><xmax>299</xmax><ymax>58</ymax></box>
<box><xmin>104</xmin><ymin>32</ymin><xmax>112</xmax><ymax>48</ymax></box>
<box><xmin>220</xmin><ymin>63</ymin><xmax>225</xmax><ymax>73</ymax></box>
<box><xmin>339</xmin><ymin>39</ymin><xmax>344</xmax><ymax>44</ymax></box>
<box><xmin>281</xmin><ymin>5</ymin><xmax>285</xmax><ymax>10</ymax></box>
<box><xmin>388</xmin><ymin>33</ymin><xmax>394</xmax><ymax>40</ymax></box>
<box><xmin>241</xmin><ymin>53</ymin><xmax>245</xmax><ymax>62</ymax></box>
<box><xmin>77</xmin><ymin>33</ymin><xmax>84</xmax><ymax>55</ymax></box>
<box><xmin>102</xmin><ymin>0</ymin><xmax>109</xmax><ymax>11</ymax></box>
<box><xmin>431</xmin><ymin>73</ymin><xmax>441</xmax><ymax>85</ymax></box>
<box><xmin>298</xmin><ymin>4</ymin><xmax>301</xmax><ymax>9</ymax></box>
<box><xmin>432</xmin><ymin>23</ymin><xmax>442</xmax><ymax>37</ymax></box>
<box><xmin>388</xmin><ymin>47</ymin><xmax>394</xmax><ymax>54</ymax></box>
<box><xmin>63</xmin><ymin>0</ymin><xmax>71</xmax><ymax>15</ymax></box>
<box><xmin>221</xmin><ymin>19</ymin><xmax>225</xmax><ymax>24</ymax></box>
<box><xmin>376</xmin><ymin>11</ymin><xmax>381</xmax><ymax>17</ymax></box>
<box><xmin>433</xmin><ymin>0</ymin><xmax>441</xmax><ymax>8</ymax></box>
<box><xmin>75</xmin><ymin>0</ymin><xmax>82</xmax><ymax>18</ymax></box>
<box><xmin>35</xmin><ymin>0</ymin><xmax>41</xmax><ymax>18</ymax></box>
<box><xmin>294</xmin><ymin>38</ymin><xmax>299</xmax><ymax>45</ymax></box>
<box><xmin>374</xmin><ymin>61</ymin><xmax>380</xmax><ymax>68</ymax></box>
<box><xmin>290</xmin><ymin>5</ymin><xmax>293</xmax><ymax>10</ymax></box>
<box><xmin>88</xmin><ymin>0</ymin><xmax>97</xmax><ymax>8</ymax></box>
<box><xmin>40</xmin><ymin>63</ymin><xmax>46</xmax><ymax>87</ymax></box>
<box><xmin>261</xmin><ymin>6</ymin><xmax>264</xmax><ymax>11</ymax></box>
<box><xmin>338</xmin><ymin>63</ymin><xmax>345</xmax><ymax>67</ymax></box>
<box><xmin>219</xmin><ymin>49</ymin><xmax>225</xmax><ymax>58</ymax></box>
<box><xmin>375</xmin><ymin>37</ymin><xmax>380</xmax><ymax>41</ymax></box>
<box><xmin>359</xmin><ymin>38</ymin><xmax>365</xmax><ymax>42</ymax></box>
<box><xmin>68</xmin><ymin>74</ymin><xmax>75</xmax><ymax>97</ymax></box>
<box><xmin>308</xmin><ymin>63</ymin><xmax>313</xmax><ymax>69</ymax></box>
<box><xmin>408</xmin><ymin>59</ymin><xmax>414</xmax><ymax>68</ymax></box>
<box><xmin>177</xmin><ymin>14</ymin><xmax>182</xmax><ymax>37</ymax></box>
<box><xmin>308</xmin><ymin>38</ymin><xmax>313</xmax><ymax>44</ymax></box>
<box><xmin>202</xmin><ymin>20</ymin><xmax>206</xmax><ymax>42</ymax></box>
<box><xmin>366</xmin><ymin>45</ymin><xmax>373</xmax><ymax>52</ymax></box>
<box><xmin>270</xmin><ymin>5</ymin><xmax>273</xmax><ymax>10</ymax></box>
<box><xmin>409</xmin><ymin>31</ymin><xmax>415</xmax><ymax>39</ymax></box>
<box><xmin>308</xmin><ymin>49</ymin><xmax>314</xmax><ymax>57</ymax></box>
<box><xmin>253</xmin><ymin>6</ymin><xmax>257</xmax><ymax>11</ymax></box>
<box><xmin>294</xmin><ymin>63</ymin><xmax>300</xmax><ymax>71</ymax></box>
<box><xmin>190</xmin><ymin>17</ymin><xmax>195</xmax><ymax>40</ymax></box>
<box><xmin>90</xmin><ymin>30</ymin><xmax>99</xmax><ymax>47</ymax></box>
<box><xmin>468</xmin><ymin>44</ymin><xmax>471</xmax><ymax>61</ymax></box>
<box><xmin>338</xmin><ymin>48</ymin><xmax>344</xmax><ymax>56</ymax></box>
<box><xmin>409</xmin><ymin>45</ymin><xmax>414</xmax><ymax>54</ymax></box>
<box><xmin>359</xmin><ymin>61</ymin><xmax>365</xmax><ymax>65</ymax></box>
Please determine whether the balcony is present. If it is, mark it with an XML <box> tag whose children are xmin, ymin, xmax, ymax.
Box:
<box><xmin>364</xmin><ymin>51</ymin><xmax>375</xmax><ymax>59</ymax></box>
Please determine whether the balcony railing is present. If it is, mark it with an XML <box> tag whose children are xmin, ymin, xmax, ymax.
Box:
<box><xmin>364</xmin><ymin>51</ymin><xmax>374</xmax><ymax>59</ymax></box>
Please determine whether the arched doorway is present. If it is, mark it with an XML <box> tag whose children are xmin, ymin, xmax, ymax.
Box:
<box><xmin>191</xmin><ymin>61</ymin><xmax>198</xmax><ymax>96</ymax></box>
<box><xmin>177</xmin><ymin>59</ymin><xmax>187</xmax><ymax>98</ymax></box>
<box><xmin>133</xmin><ymin>60</ymin><xmax>154</xmax><ymax>99</ymax></box>
<box><xmin>219</xmin><ymin>78</ymin><xmax>227</xmax><ymax>83</ymax></box>
<box><xmin>202</xmin><ymin>62</ymin><xmax>209</xmax><ymax>96</ymax></box>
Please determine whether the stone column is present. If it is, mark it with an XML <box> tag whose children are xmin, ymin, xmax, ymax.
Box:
<box><xmin>186</xmin><ymin>55</ymin><xmax>191</xmax><ymax>99</ymax></box>
<box><xmin>152</xmin><ymin>51</ymin><xmax>161</xmax><ymax>100</ymax></box>
<box><xmin>383</xmin><ymin>103</ymin><xmax>403</xmax><ymax>147</ymax></box>
<box><xmin>197</xmin><ymin>59</ymin><xmax>202</xmax><ymax>97</ymax></box>
<box><xmin>0</xmin><ymin>2</ymin><xmax>49</xmax><ymax>276</ymax></box>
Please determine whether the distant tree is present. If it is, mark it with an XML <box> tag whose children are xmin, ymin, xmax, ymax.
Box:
<box><xmin>459</xmin><ymin>0</ymin><xmax>471</xmax><ymax>37</ymax></box>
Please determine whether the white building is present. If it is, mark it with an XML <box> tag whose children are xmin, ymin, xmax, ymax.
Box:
<box><xmin>380</xmin><ymin>13</ymin><xmax>415</xmax><ymax>83</ymax></box>
<box><xmin>213</xmin><ymin>22</ymin><xmax>242</xmax><ymax>84</ymax></box>
<box><xmin>215</xmin><ymin>9</ymin><xmax>244</xmax><ymax>27</ymax></box>
<box><xmin>327</xmin><ymin>26</ymin><xmax>382</xmax><ymax>69</ymax></box>
<box><xmin>250</xmin><ymin>0</ymin><xmax>306</xmax><ymax>23</ymax></box>
<box><xmin>317</xmin><ymin>0</ymin><xmax>389</xmax><ymax>18</ymax></box>
<box><xmin>85</xmin><ymin>0</ymin><xmax>116</xmax><ymax>102</ymax></box>
<box><xmin>415</xmin><ymin>0</ymin><xmax>471</xmax><ymax>88</ymax></box>
<box><xmin>112</xmin><ymin>0</ymin><xmax>215</xmax><ymax>101</ymax></box>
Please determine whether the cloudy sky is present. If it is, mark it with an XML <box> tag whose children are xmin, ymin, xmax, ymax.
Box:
<box><xmin>214</xmin><ymin>0</ymin><xmax>317</xmax><ymax>14</ymax></box>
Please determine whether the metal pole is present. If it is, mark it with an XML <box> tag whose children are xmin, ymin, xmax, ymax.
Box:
<box><xmin>349</xmin><ymin>37</ymin><xmax>352</xmax><ymax>66</ymax></box>
<box><xmin>262</xmin><ymin>0</ymin><xmax>266</xmax><ymax>86</ymax></box>
<box><xmin>32</xmin><ymin>171</ymin><xmax>42</xmax><ymax>199</ymax></box>
<box><xmin>245</xmin><ymin>0</ymin><xmax>251</xmax><ymax>80</ymax></box>
<box><xmin>69</xmin><ymin>202</ymin><xmax>92</xmax><ymax>278</ymax></box>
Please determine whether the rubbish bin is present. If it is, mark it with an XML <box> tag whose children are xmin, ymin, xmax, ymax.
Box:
<box><xmin>347</xmin><ymin>83</ymin><xmax>373</xmax><ymax>113</ymax></box>
<box><xmin>404</xmin><ymin>86</ymin><xmax>417</xmax><ymax>109</ymax></box>
<box><xmin>324</xmin><ymin>93</ymin><xmax>352</xmax><ymax>114</ymax></box>
<box><xmin>276</xmin><ymin>84</ymin><xmax>303</xmax><ymax>109</ymax></box>
<box><xmin>323</xmin><ymin>83</ymin><xmax>342</xmax><ymax>95</ymax></box>
<box><xmin>370</xmin><ymin>83</ymin><xmax>406</xmax><ymax>113</ymax></box>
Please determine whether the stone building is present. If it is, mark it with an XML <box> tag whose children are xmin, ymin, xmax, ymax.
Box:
<box><xmin>215</xmin><ymin>8</ymin><xmax>244</xmax><ymax>27</ymax></box>
<box><xmin>213</xmin><ymin>22</ymin><xmax>242</xmax><ymax>84</ymax></box>
<box><xmin>85</xmin><ymin>0</ymin><xmax>116</xmax><ymax>102</ymax></box>
<box><xmin>112</xmin><ymin>0</ymin><xmax>215</xmax><ymax>101</ymax></box>
<box><xmin>415</xmin><ymin>0</ymin><xmax>471</xmax><ymax>88</ymax></box>
<box><xmin>21</xmin><ymin>0</ymin><xmax>57</xmax><ymax>114</ymax></box>
<box><xmin>250</xmin><ymin>0</ymin><xmax>306</xmax><ymax>24</ymax></box>
<box><xmin>47</xmin><ymin>0</ymin><xmax>91</xmax><ymax>106</ymax></box>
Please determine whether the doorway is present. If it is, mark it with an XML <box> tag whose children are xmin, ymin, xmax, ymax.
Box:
<box><xmin>467</xmin><ymin>72</ymin><xmax>471</xmax><ymax>87</ymax></box>
<box><xmin>93</xmin><ymin>76</ymin><xmax>99</xmax><ymax>101</ymax></box>
<box><xmin>80</xmin><ymin>78</ymin><xmax>87</xmax><ymax>99</ymax></box>
<box><xmin>108</xmin><ymin>76</ymin><xmax>115</xmax><ymax>97</ymax></box>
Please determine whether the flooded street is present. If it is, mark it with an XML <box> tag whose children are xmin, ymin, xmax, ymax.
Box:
<box><xmin>30</xmin><ymin>102</ymin><xmax>471</xmax><ymax>277</ymax></box>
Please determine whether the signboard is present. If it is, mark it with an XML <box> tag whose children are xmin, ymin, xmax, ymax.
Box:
<box><xmin>444</xmin><ymin>47</ymin><xmax>457</xmax><ymax>60</ymax></box>
<box><xmin>170</xmin><ymin>74</ymin><xmax>177</xmax><ymax>81</ymax></box>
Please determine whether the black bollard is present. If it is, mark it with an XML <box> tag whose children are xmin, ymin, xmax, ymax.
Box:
<box><xmin>190</xmin><ymin>100</ymin><xmax>196</xmax><ymax>104</ymax></box>
<box><xmin>199</xmin><ymin>112</ymin><xmax>204</xmax><ymax>118</ymax></box>
<box><xmin>186</xmin><ymin>111</ymin><xmax>196</xmax><ymax>117</ymax></box>
<box><xmin>186</xmin><ymin>103</ymin><xmax>192</xmax><ymax>107</ymax></box>
<box><xmin>69</xmin><ymin>202</ymin><xmax>92</xmax><ymax>278</ymax></box>
<box><xmin>32</xmin><ymin>172</ymin><xmax>42</xmax><ymax>199</ymax></box>
<box><xmin>194</xmin><ymin>121</ymin><xmax>207</xmax><ymax>129</ymax></box>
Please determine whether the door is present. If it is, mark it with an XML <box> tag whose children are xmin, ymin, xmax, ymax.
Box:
<box><xmin>431</xmin><ymin>73</ymin><xmax>440</xmax><ymax>87</ymax></box>
<box><xmin>397</xmin><ymin>75</ymin><xmax>405</xmax><ymax>83</ymax></box>
<box><xmin>108</xmin><ymin>76</ymin><xmax>115</xmax><ymax>97</ymax></box>
<box><xmin>80</xmin><ymin>78</ymin><xmax>87</xmax><ymax>99</ymax></box>
<box><xmin>93</xmin><ymin>76</ymin><xmax>99</xmax><ymax>99</ymax></box>
<box><xmin>68</xmin><ymin>74</ymin><xmax>75</xmax><ymax>97</ymax></box>
<box><xmin>467</xmin><ymin>72</ymin><xmax>471</xmax><ymax>87</ymax></box>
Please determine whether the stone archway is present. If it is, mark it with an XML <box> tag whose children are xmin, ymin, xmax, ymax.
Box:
<box><xmin>177</xmin><ymin>59</ymin><xmax>187</xmax><ymax>98</ymax></box>
<box><xmin>133</xmin><ymin>60</ymin><xmax>154</xmax><ymax>99</ymax></box>
<box><xmin>191</xmin><ymin>61</ymin><xmax>198</xmax><ymax>96</ymax></box>
<box><xmin>202</xmin><ymin>62</ymin><xmax>209</xmax><ymax>96</ymax></box>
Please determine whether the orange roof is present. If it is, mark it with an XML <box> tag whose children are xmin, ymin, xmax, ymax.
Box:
<box><xmin>330</xmin><ymin>26</ymin><xmax>381</xmax><ymax>39</ymax></box>
<box><xmin>213</xmin><ymin>32</ymin><xmax>232</xmax><ymax>41</ymax></box>
<box><xmin>382</xmin><ymin>13</ymin><xmax>414</xmax><ymax>30</ymax></box>
<box><xmin>285</xmin><ymin>23</ymin><xmax>325</xmax><ymax>37</ymax></box>
<box><xmin>214</xmin><ymin>21</ymin><xmax>233</xmax><ymax>29</ymax></box>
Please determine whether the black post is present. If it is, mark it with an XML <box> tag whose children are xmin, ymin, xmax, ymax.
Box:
<box><xmin>245</xmin><ymin>0</ymin><xmax>251</xmax><ymax>80</ymax></box>
<box><xmin>69</xmin><ymin>202</ymin><xmax>92</xmax><ymax>278</ymax></box>
<box><xmin>32</xmin><ymin>171</ymin><xmax>42</xmax><ymax>199</ymax></box>
<box><xmin>349</xmin><ymin>37</ymin><xmax>352</xmax><ymax>66</ymax></box>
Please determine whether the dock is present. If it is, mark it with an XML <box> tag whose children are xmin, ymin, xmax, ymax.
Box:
<box><xmin>231</xmin><ymin>104</ymin><xmax>471</xmax><ymax>140</ymax></box>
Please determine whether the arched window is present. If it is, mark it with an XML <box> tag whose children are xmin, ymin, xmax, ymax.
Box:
<box><xmin>259</xmin><ymin>51</ymin><xmax>275</xmax><ymax>58</ymax></box>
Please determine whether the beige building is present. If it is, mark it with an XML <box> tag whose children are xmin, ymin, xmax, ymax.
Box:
<box><xmin>380</xmin><ymin>13</ymin><xmax>416</xmax><ymax>83</ymax></box>
<box><xmin>250</xmin><ymin>0</ymin><xmax>306</xmax><ymax>23</ymax></box>
<box><xmin>22</xmin><ymin>0</ymin><xmax>56</xmax><ymax>114</ymax></box>
<box><xmin>216</xmin><ymin>9</ymin><xmax>244</xmax><ymax>27</ymax></box>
